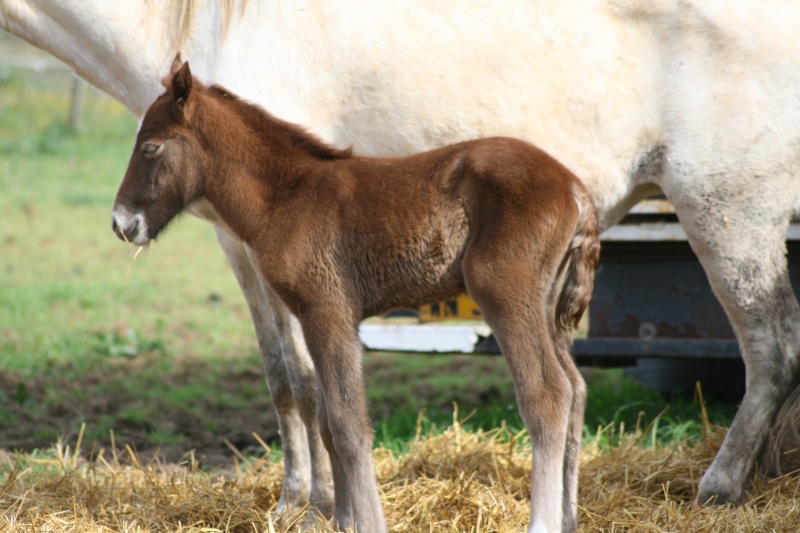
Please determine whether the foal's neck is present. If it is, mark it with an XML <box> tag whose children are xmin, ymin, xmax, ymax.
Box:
<box><xmin>207</xmin><ymin>85</ymin><xmax>351</xmax><ymax>162</ymax></box>
<box><xmin>199</xmin><ymin>93</ymin><xmax>347</xmax><ymax>244</ymax></box>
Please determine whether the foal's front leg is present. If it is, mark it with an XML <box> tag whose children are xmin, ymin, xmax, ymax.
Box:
<box><xmin>262</xmin><ymin>291</ymin><xmax>336</xmax><ymax>520</ymax></box>
<box><xmin>215</xmin><ymin>229</ymin><xmax>333</xmax><ymax>515</ymax></box>
<box><xmin>299</xmin><ymin>308</ymin><xmax>387</xmax><ymax>533</ymax></box>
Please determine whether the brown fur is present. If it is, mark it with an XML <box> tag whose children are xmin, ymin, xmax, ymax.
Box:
<box><xmin>112</xmin><ymin>61</ymin><xmax>600</xmax><ymax>533</ymax></box>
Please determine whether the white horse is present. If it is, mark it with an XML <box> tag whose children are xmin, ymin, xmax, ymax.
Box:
<box><xmin>3</xmin><ymin>1</ymin><xmax>800</xmax><ymax>531</ymax></box>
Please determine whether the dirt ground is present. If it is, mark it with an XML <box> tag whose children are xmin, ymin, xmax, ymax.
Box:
<box><xmin>0</xmin><ymin>364</ymin><xmax>270</xmax><ymax>467</ymax></box>
<box><xmin>0</xmin><ymin>352</ymin><xmax>516</xmax><ymax>468</ymax></box>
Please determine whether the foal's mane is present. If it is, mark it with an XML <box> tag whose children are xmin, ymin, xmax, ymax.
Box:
<box><xmin>207</xmin><ymin>85</ymin><xmax>353</xmax><ymax>161</ymax></box>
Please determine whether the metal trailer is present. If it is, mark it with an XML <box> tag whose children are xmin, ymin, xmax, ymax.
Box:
<box><xmin>479</xmin><ymin>199</ymin><xmax>800</xmax><ymax>400</ymax></box>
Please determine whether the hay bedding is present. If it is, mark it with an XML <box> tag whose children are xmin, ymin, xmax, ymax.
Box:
<box><xmin>2</xmin><ymin>421</ymin><xmax>799</xmax><ymax>533</ymax></box>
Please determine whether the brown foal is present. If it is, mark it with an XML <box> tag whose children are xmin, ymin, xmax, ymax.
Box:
<box><xmin>111</xmin><ymin>61</ymin><xmax>600</xmax><ymax>533</ymax></box>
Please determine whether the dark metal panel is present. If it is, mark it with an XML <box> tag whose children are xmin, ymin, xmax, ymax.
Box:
<box><xmin>589</xmin><ymin>241</ymin><xmax>735</xmax><ymax>340</ymax></box>
<box><xmin>571</xmin><ymin>338</ymin><xmax>741</xmax><ymax>358</ymax></box>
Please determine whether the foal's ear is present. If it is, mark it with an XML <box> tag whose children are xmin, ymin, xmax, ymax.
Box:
<box><xmin>171</xmin><ymin>61</ymin><xmax>193</xmax><ymax>110</ymax></box>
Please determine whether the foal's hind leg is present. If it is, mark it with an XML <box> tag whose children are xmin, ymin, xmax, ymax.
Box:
<box><xmin>479</xmin><ymin>303</ymin><xmax>573</xmax><ymax>533</ymax></box>
<box><xmin>662</xmin><ymin>181</ymin><xmax>800</xmax><ymax>504</ymax></box>
<box><xmin>465</xmin><ymin>257</ymin><xmax>574</xmax><ymax>533</ymax></box>
<box><xmin>216</xmin><ymin>230</ymin><xmax>333</xmax><ymax>515</ymax></box>
<box><xmin>554</xmin><ymin>334</ymin><xmax>586</xmax><ymax>533</ymax></box>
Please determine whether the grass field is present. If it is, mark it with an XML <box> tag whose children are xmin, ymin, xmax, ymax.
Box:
<box><xmin>0</xmin><ymin>42</ymin><xmax>743</xmax><ymax>466</ymax></box>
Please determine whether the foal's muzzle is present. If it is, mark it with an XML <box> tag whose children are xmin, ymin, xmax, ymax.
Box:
<box><xmin>111</xmin><ymin>208</ymin><xmax>149</xmax><ymax>245</ymax></box>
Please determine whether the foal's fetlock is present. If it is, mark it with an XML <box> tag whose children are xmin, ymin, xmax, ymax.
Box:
<box><xmin>300</xmin><ymin>504</ymin><xmax>335</xmax><ymax>532</ymax></box>
<box><xmin>269</xmin><ymin>500</ymin><xmax>308</xmax><ymax>530</ymax></box>
<box><xmin>310</xmin><ymin>485</ymin><xmax>335</xmax><ymax>519</ymax></box>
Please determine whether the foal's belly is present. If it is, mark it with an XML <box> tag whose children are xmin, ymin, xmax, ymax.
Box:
<box><xmin>354</xmin><ymin>223</ymin><xmax>469</xmax><ymax>318</ymax></box>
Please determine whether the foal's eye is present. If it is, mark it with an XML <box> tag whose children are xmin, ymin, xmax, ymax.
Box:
<box><xmin>142</xmin><ymin>143</ymin><xmax>162</xmax><ymax>156</ymax></box>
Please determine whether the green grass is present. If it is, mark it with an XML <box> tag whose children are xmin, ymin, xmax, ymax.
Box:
<box><xmin>0</xmin><ymin>59</ymin><xmax>737</xmax><ymax>461</ymax></box>
<box><xmin>0</xmin><ymin>66</ymin><xmax>256</xmax><ymax>370</ymax></box>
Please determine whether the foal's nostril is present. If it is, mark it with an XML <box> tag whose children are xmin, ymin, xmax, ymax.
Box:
<box><xmin>111</xmin><ymin>212</ymin><xmax>141</xmax><ymax>242</ymax></box>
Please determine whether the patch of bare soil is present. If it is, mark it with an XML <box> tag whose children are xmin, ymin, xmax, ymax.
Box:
<box><xmin>0</xmin><ymin>361</ymin><xmax>279</xmax><ymax>467</ymax></box>
<box><xmin>0</xmin><ymin>351</ymin><xmax>514</xmax><ymax>468</ymax></box>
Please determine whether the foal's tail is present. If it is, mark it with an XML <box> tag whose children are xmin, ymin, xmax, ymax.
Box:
<box><xmin>554</xmin><ymin>181</ymin><xmax>601</xmax><ymax>343</ymax></box>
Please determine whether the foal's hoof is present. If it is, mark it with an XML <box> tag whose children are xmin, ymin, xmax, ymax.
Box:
<box><xmin>300</xmin><ymin>505</ymin><xmax>334</xmax><ymax>532</ymax></box>
<box><xmin>269</xmin><ymin>499</ymin><xmax>308</xmax><ymax>528</ymax></box>
<box><xmin>310</xmin><ymin>498</ymin><xmax>334</xmax><ymax>520</ymax></box>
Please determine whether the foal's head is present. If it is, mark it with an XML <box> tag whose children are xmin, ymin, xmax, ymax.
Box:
<box><xmin>111</xmin><ymin>60</ymin><xmax>208</xmax><ymax>245</ymax></box>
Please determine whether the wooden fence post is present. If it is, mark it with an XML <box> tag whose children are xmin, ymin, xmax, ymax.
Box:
<box><xmin>68</xmin><ymin>77</ymin><xmax>86</xmax><ymax>132</ymax></box>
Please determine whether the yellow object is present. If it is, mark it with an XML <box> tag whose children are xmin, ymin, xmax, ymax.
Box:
<box><xmin>419</xmin><ymin>294</ymin><xmax>482</xmax><ymax>322</ymax></box>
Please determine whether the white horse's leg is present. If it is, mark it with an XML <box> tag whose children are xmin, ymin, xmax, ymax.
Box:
<box><xmin>215</xmin><ymin>229</ymin><xmax>332</xmax><ymax>515</ymax></box>
<box><xmin>663</xmin><ymin>184</ymin><xmax>800</xmax><ymax>504</ymax></box>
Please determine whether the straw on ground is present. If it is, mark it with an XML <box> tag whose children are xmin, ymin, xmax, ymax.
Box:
<box><xmin>2</xmin><ymin>414</ymin><xmax>798</xmax><ymax>533</ymax></box>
